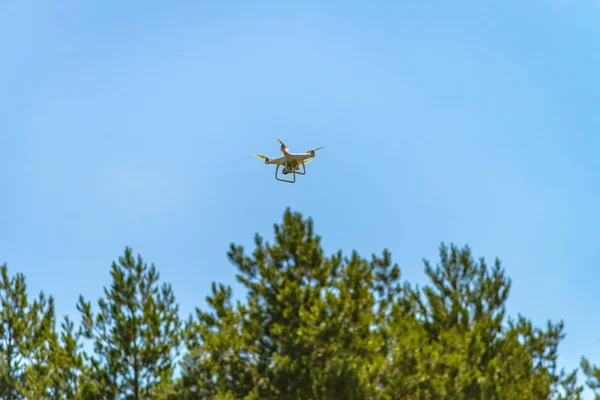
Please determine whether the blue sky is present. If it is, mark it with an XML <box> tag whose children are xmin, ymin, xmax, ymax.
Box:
<box><xmin>1</xmin><ymin>0</ymin><xmax>599</xmax><ymax>394</ymax></box>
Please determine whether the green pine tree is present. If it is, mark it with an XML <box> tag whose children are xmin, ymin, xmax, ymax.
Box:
<box><xmin>76</xmin><ymin>247</ymin><xmax>181</xmax><ymax>400</ymax></box>
<box><xmin>179</xmin><ymin>208</ymin><xmax>404</xmax><ymax>399</ymax></box>
<box><xmin>383</xmin><ymin>243</ymin><xmax>583</xmax><ymax>399</ymax></box>
<box><xmin>580</xmin><ymin>356</ymin><xmax>600</xmax><ymax>399</ymax></box>
<box><xmin>0</xmin><ymin>263</ymin><xmax>56</xmax><ymax>400</ymax></box>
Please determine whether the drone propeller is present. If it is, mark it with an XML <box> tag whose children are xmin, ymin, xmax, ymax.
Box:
<box><xmin>254</xmin><ymin>153</ymin><xmax>270</xmax><ymax>161</ymax></box>
<box><xmin>277</xmin><ymin>138</ymin><xmax>289</xmax><ymax>152</ymax></box>
<box><xmin>306</xmin><ymin>146</ymin><xmax>325</xmax><ymax>156</ymax></box>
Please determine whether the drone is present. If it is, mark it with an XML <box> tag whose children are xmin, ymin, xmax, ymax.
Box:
<box><xmin>254</xmin><ymin>138</ymin><xmax>325</xmax><ymax>183</ymax></box>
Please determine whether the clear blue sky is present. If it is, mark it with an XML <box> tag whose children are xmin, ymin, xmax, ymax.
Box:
<box><xmin>2</xmin><ymin>0</ymin><xmax>599</xmax><ymax>395</ymax></box>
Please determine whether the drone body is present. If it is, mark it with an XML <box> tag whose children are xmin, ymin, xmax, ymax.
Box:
<box><xmin>254</xmin><ymin>138</ymin><xmax>325</xmax><ymax>183</ymax></box>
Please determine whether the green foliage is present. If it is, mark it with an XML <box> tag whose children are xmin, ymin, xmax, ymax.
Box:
<box><xmin>383</xmin><ymin>244</ymin><xmax>580</xmax><ymax>399</ymax></box>
<box><xmin>580</xmin><ymin>357</ymin><xmax>600</xmax><ymax>399</ymax></box>
<box><xmin>0</xmin><ymin>208</ymin><xmax>597</xmax><ymax>399</ymax></box>
<box><xmin>180</xmin><ymin>210</ymin><xmax>402</xmax><ymax>399</ymax></box>
<box><xmin>0</xmin><ymin>263</ymin><xmax>56</xmax><ymax>399</ymax></box>
<box><xmin>76</xmin><ymin>247</ymin><xmax>182</xmax><ymax>400</ymax></box>
<box><xmin>22</xmin><ymin>314</ymin><xmax>90</xmax><ymax>399</ymax></box>
<box><xmin>178</xmin><ymin>208</ymin><xmax>583</xmax><ymax>399</ymax></box>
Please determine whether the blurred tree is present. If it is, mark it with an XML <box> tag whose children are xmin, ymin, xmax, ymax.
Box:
<box><xmin>77</xmin><ymin>247</ymin><xmax>181</xmax><ymax>400</ymax></box>
<box><xmin>0</xmin><ymin>209</ymin><xmax>588</xmax><ymax>399</ymax></box>
<box><xmin>179</xmin><ymin>208</ymin><xmax>402</xmax><ymax>399</ymax></box>
<box><xmin>580</xmin><ymin>356</ymin><xmax>600</xmax><ymax>399</ymax></box>
<box><xmin>178</xmin><ymin>209</ymin><xmax>583</xmax><ymax>400</ymax></box>
<box><xmin>22</xmin><ymin>314</ymin><xmax>91</xmax><ymax>399</ymax></box>
<box><xmin>0</xmin><ymin>263</ymin><xmax>55</xmax><ymax>400</ymax></box>
<box><xmin>383</xmin><ymin>243</ymin><xmax>583</xmax><ymax>399</ymax></box>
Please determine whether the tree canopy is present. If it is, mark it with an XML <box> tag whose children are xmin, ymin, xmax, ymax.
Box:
<box><xmin>0</xmin><ymin>208</ymin><xmax>597</xmax><ymax>399</ymax></box>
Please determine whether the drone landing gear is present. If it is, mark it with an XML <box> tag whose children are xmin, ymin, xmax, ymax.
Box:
<box><xmin>294</xmin><ymin>162</ymin><xmax>306</xmax><ymax>176</ymax></box>
<box><xmin>275</xmin><ymin>162</ymin><xmax>306</xmax><ymax>183</ymax></box>
<box><xmin>275</xmin><ymin>165</ymin><xmax>295</xmax><ymax>183</ymax></box>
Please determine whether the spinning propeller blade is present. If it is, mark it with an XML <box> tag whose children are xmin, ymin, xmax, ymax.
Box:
<box><xmin>307</xmin><ymin>146</ymin><xmax>325</xmax><ymax>152</ymax></box>
<box><xmin>254</xmin><ymin>153</ymin><xmax>269</xmax><ymax>160</ymax></box>
<box><xmin>277</xmin><ymin>138</ymin><xmax>289</xmax><ymax>152</ymax></box>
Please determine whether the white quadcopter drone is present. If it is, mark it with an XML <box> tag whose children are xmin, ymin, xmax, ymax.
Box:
<box><xmin>254</xmin><ymin>138</ymin><xmax>325</xmax><ymax>183</ymax></box>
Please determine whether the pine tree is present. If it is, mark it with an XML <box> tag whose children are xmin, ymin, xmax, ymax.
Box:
<box><xmin>0</xmin><ymin>263</ymin><xmax>56</xmax><ymax>400</ymax></box>
<box><xmin>382</xmin><ymin>243</ymin><xmax>583</xmax><ymax>399</ymax></box>
<box><xmin>76</xmin><ymin>247</ymin><xmax>181</xmax><ymax>399</ymax></box>
<box><xmin>179</xmin><ymin>208</ymin><xmax>404</xmax><ymax>399</ymax></box>
<box><xmin>580</xmin><ymin>357</ymin><xmax>600</xmax><ymax>399</ymax></box>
